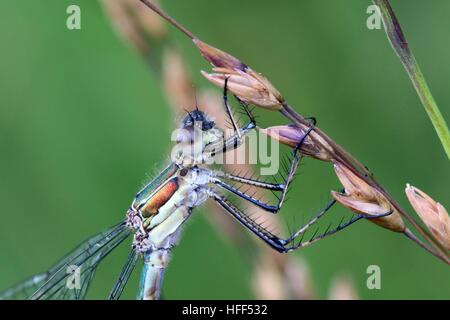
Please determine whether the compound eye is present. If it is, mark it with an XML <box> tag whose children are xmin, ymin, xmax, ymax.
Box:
<box><xmin>180</xmin><ymin>168</ymin><xmax>189</xmax><ymax>177</ymax></box>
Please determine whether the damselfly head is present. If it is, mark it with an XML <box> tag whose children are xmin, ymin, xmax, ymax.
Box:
<box><xmin>181</xmin><ymin>110</ymin><xmax>215</xmax><ymax>131</ymax></box>
<box><xmin>172</xmin><ymin>109</ymin><xmax>223</xmax><ymax>166</ymax></box>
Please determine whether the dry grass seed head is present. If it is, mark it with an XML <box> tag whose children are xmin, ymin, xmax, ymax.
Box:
<box><xmin>405</xmin><ymin>184</ymin><xmax>450</xmax><ymax>250</ymax></box>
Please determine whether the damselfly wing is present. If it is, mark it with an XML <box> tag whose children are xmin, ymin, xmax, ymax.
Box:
<box><xmin>0</xmin><ymin>223</ymin><xmax>130</xmax><ymax>300</ymax></box>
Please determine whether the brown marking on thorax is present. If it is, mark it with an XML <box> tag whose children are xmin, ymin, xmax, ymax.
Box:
<box><xmin>142</xmin><ymin>177</ymin><xmax>179</xmax><ymax>217</ymax></box>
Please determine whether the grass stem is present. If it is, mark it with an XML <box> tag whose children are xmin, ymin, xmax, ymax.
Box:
<box><xmin>373</xmin><ymin>0</ymin><xmax>450</xmax><ymax>160</ymax></box>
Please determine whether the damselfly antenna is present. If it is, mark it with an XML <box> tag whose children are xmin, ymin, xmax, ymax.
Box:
<box><xmin>194</xmin><ymin>91</ymin><xmax>199</xmax><ymax>111</ymax></box>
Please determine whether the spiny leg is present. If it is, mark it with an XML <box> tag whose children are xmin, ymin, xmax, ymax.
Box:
<box><xmin>211</xmin><ymin>190</ymin><xmax>336</xmax><ymax>252</ymax></box>
<box><xmin>234</xmin><ymin>95</ymin><xmax>256</xmax><ymax>125</ymax></box>
<box><xmin>211</xmin><ymin>190</ymin><xmax>392</xmax><ymax>253</ymax></box>
<box><xmin>223</xmin><ymin>77</ymin><xmax>242</xmax><ymax>140</ymax></box>
<box><xmin>213</xmin><ymin>178</ymin><xmax>282</xmax><ymax>213</ymax></box>
<box><xmin>281</xmin><ymin>210</ymin><xmax>394</xmax><ymax>251</ymax></box>
<box><xmin>223</xmin><ymin>77</ymin><xmax>259</xmax><ymax>138</ymax></box>
<box><xmin>211</xmin><ymin>191</ymin><xmax>285</xmax><ymax>251</ymax></box>
<box><xmin>204</xmin><ymin>78</ymin><xmax>257</xmax><ymax>158</ymax></box>
<box><xmin>214</xmin><ymin>77</ymin><xmax>314</xmax><ymax>213</ymax></box>
<box><xmin>210</xmin><ymin>126</ymin><xmax>315</xmax><ymax>214</ymax></box>
<box><xmin>214</xmin><ymin>171</ymin><xmax>285</xmax><ymax>191</ymax></box>
<box><xmin>203</xmin><ymin>121</ymin><xmax>255</xmax><ymax>160</ymax></box>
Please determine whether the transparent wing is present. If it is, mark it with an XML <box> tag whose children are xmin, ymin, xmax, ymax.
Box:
<box><xmin>108</xmin><ymin>249</ymin><xmax>139</xmax><ymax>300</ymax></box>
<box><xmin>0</xmin><ymin>272</ymin><xmax>51</xmax><ymax>300</ymax></box>
<box><xmin>0</xmin><ymin>222</ymin><xmax>131</xmax><ymax>300</ymax></box>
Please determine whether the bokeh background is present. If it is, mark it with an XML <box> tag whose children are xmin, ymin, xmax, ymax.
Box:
<box><xmin>0</xmin><ymin>0</ymin><xmax>449</xmax><ymax>299</ymax></box>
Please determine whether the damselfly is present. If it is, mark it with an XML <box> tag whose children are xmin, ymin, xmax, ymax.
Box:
<box><xmin>0</xmin><ymin>83</ymin><xmax>381</xmax><ymax>300</ymax></box>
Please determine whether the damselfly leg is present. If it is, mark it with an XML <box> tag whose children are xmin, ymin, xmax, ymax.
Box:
<box><xmin>203</xmin><ymin>78</ymin><xmax>256</xmax><ymax>158</ymax></box>
<box><xmin>207</xmin><ymin>119</ymin><xmax>393</xmax><ymax>253</ymax></box>
<box><xmin>211</xmin><ymin>190</ymin><xmax>392</xmax><ymax>253</ymax></box>
<box><xmin>211</xmin><ymin>127</ymin><xmax>314</xmax><ymax>213</ymax></box>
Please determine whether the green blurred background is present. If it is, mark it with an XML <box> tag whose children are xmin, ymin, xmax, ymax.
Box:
<box><xmin>0</xmin><ymin>0</ymin><xmax>449</xmax><ymax>299</ymax></box>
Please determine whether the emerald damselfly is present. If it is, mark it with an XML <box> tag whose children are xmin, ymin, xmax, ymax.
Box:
<box><xmin>0</xmin><ymin>84</ymin><xmax>379</xmax><ymax>300</ymax></box>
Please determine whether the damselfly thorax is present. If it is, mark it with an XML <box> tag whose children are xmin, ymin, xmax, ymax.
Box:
<box><xmin>128</xmin><ymin>164</ymin><xmax>215</xmax><ymax>253</ymax></box>
<box><xmin>125</xmin><ymin>109</ymin><xmax>254</xmax><ymax>299</ymax></box>
<box><xmin>128</xmin><ymin>163</ymin><xmax>211</xmax><ymax>300</ymax></box>
<box><xmin>127</xmin><ymin>110</ymin><xmax>246</xmax><ymax>252</ymax></box>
